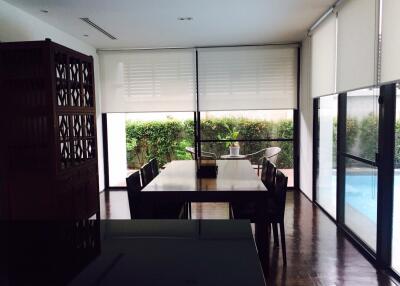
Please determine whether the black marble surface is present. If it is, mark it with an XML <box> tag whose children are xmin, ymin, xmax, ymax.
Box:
<box><xmin>0</xmin><ymin>220</ymin><xmax>265</xmax><ymax>286</ymax></box>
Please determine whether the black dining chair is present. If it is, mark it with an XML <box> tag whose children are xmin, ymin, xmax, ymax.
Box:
<box><xmin>262</xmin><ymin>159</ymin><xmax>277</xmax><ymax>190</ymax></box>
<box><xmin>149</xmin><ymin>158</ymin><xmax>159</xmax><ymax>177</ymax></box>
<box><xmin>126</xmin><ymin>171</ymin><xmax>143</xmax><ymax>219</ymax></box>
<box><xmin>268</xmin><ymin>170</ymin><xmax>288</xmax><ymax>265</ymax></box>
<box><xmin>140</xmin><ymin>162</ymin><xmax>154</xmax><ymax>187</ymax></box>
<box><xmin>126</xmin><ymin>170</ymin><xmax>188</xmax><ymax>219</ymax></box>
<box><xmin>230</xmin><ymin>168</ymin><xmax>288</xmax><ymax>264</ymax></box>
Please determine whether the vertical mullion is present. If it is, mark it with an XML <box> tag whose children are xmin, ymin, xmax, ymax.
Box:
<box><xmin>195</xmin><ymin>49</ymin><xmax>201</xmax><ymax>159</ymax></box>
<box><xmin>376</xmin><ymin>83</ymin><xmax>396</xmax><ymax>268</ymax></box>
<box><xmin>294</xmin><ymin>47</ymin><xmax>301</xmax><ymax>190</ymax></box>
<box><xmin>337</xmin><ymin>93</ymin><xmax>347</xmax><ymax>225</ymax></box>
<box><xmin>293</xmin><ymin>109</ymin><xmax>300</xmax><ymax>189</ymax></box>
<box><xmin>102</xmin><ymin>114</ymin><xmax>110</xmax><ymax>190</ymax></box>
<box><xmin>312</xmin><ymin>98</ymin><xmax>320</xmax><ymax>202</ymax></box>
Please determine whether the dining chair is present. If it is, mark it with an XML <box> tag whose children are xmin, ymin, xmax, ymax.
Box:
<box><xmin>255</xmin><ymin>147</ymin><xmax>282</xmax><ymax>176</ymax></box>
<box><xmin>230</xmin><ymin>169</ymin><xmax>288</xmax><ymax>264</ymax></box>
<box><xmin>126</xmin><ymin>171</ymin><xmax>143</xmax><ymax>219</ymax></box>
<box><xmin>267</xmin><ymin>170</ymin><xmax>288</xmax><ymax>265</ymax></box>
<box><xmin>149</xmin><ymin>158</ymin><xmax>159</xmax><ymax>177</ymax></box>
<box><xmin>262</xmin><ymin>160</ymin><xmax>277</xmax><ymax>191</ymax></box>
<box><xmin>140</xmin><ymin>162</ymin><xmax>154</xmax><ymax>187</ymax></box>
<box><xmin>127</xmin><ymin>170</ymin><xmax>188</xmax><ymax>219</ymax></box>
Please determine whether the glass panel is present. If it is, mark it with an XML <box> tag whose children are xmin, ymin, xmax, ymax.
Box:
<box><xmin>346</xmin><ymin>88</ymin><xmax>379</xmax><ymax>161</ymax></box>
<box><xmin>316</xmin><ymin>95</ymin><xmax>338</xmax><ymax>218</ymax></box>
<box><xmin>108</xmin><ymin>112</ymin><xmax>194</xmax><ymax>187</ymax></box>
<box><xmin>344</xmin><ymin>158</ymin><xmax>377</xmax><ymax>250</ymax></box>
<box><xmin>200</xmin><ymin>110</ymin><xmax>293</xmax><ymax>140</ymax></box>
<box><xmin>107</xmin><ymin>113</ymin><xmax>128</xmax><ymax>187</ymax></box>
<box><xmin>392</xmin><ymin>86</ymin><xmax>400</xmax><ymax>273</ymax></box>
<box><xmin>201</xmin><ymin>141</ymin><xmax>294</xmax><ymax>187</ymax></box>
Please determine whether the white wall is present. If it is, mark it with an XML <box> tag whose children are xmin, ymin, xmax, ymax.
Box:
<box><xmin>0</xmin><ymin>0</ymin><xmax>105</xmax><ymax>191</ymax></box>
<box><xmin>299</xmin><ymin>36</ymin><xmax>313</xmax><ymax>200</ymax></box>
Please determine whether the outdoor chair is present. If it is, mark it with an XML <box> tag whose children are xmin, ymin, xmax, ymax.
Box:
<box><xmin>185</xmin><ymin>147</ymin><xmax>217</xmax><ymax>159</ymax></box>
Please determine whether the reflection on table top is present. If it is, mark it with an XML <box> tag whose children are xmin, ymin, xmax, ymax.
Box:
<box><xmin>143</xmin><ymin>160</ymin><xmax>267</xmax><ymax>193</ymax></box>
<box><xmin>1</xmin><ymin>220</ymin><xmax>266</xmax><ymax>286</ymax></box>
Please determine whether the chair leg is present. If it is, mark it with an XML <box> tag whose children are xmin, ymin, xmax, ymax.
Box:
<box><xmin>272</xmin><ymin>223</ymin><xmax>279</xmax><ymax>247</ymax></box>
<box><xmin>279</xmin><ymin>222</ymin><xmax>287</xmax><ymax>265</ymax></box>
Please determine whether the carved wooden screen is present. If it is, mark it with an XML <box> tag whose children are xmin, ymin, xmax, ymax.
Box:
<box><xmin>54</xmin><ymin>50</ymin><xmax>96</xmax><ymax>171</ymax></box>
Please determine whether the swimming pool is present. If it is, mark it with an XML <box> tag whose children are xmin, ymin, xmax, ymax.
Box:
<box><xmin>345</xmin><ymin>172</ymin><xmax>400</xmax><ymax>223</ymax></box>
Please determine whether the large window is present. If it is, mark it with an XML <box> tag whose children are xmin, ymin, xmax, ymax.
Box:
<box><xmin>106</xmin><ymin>110</ymin><xmax>296</xmax><ymax>188</ymax></box>
<box><xmin>199</xmin><ymin>110</ymin><xmax>295</xmax><ymax>186</ymax></box>
<box><xmin>316</xmin><ymin>95</ymin><xmax>338</xmax><ymax>218</ymax></box>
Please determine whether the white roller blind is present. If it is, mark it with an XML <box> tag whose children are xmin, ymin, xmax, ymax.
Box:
<box><xmin>381</xmin><ymin>0</ymin><xmax>400</xmax><ymax>84</ymax></box>
<box><xmin>99</xmin><ymin>49</ymin><xmax>196</xmax><ymax>113</ymax></box>
<box><xmin>197</xmin><ymin>46</ymin><xmax>298</xmax><ymax>111</ymax></box>
<box><xmin>336</xmin><ymin>0</ymin><xmax>378</xmax><ymax>93</ymax></box>
<box><xmin>311</xmin><ymin>14</ymin><xmax>336</xmax><ymax>98</ymax></box>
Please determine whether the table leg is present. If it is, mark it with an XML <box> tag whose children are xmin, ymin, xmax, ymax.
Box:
<box><xmin>255</xmin><ymin>221</ymin><xmax>270</xmax><ymax>278</ymax></box>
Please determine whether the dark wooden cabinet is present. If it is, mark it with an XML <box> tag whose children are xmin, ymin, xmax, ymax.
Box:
<box><xmin>0</xmin><ymin>39</ymin><xmax>99</xmax><ymax>219</ymax></box>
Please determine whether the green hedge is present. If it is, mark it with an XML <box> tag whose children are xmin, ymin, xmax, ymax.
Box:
<box><xmin>126</xmin><ymin>118</ymin><xmax>294</xmax><ymax>169</ymax></box>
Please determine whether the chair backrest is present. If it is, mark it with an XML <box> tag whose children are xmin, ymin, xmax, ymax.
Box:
<box><xmin>185</xmin><ymin>146</ymin><xmax>216</xmax><ymax>160</ymax></box>
<box><xmin>262</xmin><ymin>160</ymin><xmax>276</xmax><ymax>190</ymax></box>
<box><xmin>185</xmin><ymin>147</ymin><xmax>196</xmax><ymax>159</ymax></box>
<box><xmin>265</xmin><ymin>147</ymin><xmax>281</xmax><ymax>165</ymax></box>
<box><xmin>126</xmin><ymin>171</ymin><xmax>142</xmax><ymax>219</ymax></box>
<box><xmin>140</xmin><ymin>162</ymin><xmax>154</xmax><ymax>187</ymax></box>
<box><xmin>149</xmin><ymin>158</ymin><xmax>159</xmax><ymax>177</ymax></box>
<box><xmin>273</xmin><ymin>170</ymin><xmax>288</xmax><ymax>220</ymax></box>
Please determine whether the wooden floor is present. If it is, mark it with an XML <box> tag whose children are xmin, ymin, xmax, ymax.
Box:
<box><xmin>99</xmin><ymin>190</ymin><xmax>399</xmax><ymax>286</ymax></box>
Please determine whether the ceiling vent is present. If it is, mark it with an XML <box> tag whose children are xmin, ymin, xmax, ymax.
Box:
<box><xmin>80</xmin><ymin>18</ymin><xmax>117</xmax><ymax>40</ymax></box>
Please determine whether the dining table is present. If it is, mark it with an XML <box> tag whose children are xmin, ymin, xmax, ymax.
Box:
<box><xmin>1</xmin><ymin>220</ymin><xmax>266</xmax><ymax>286</ymax></box>
<box><xmin>141</xmin><ymin>159</ymin><xmax>273</xmax><ymax>270</ymax></box>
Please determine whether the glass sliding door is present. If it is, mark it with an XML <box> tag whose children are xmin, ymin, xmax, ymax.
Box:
<box><xmin>392</xmin><ymin>85</ymin><xmax>400</xmax><ymax>273</ymax></box>
<box><xmin>316</xmin><ymin>95</ymin><xmax>338</xmax><ymax>218</ymax></box>
<box><xmin>343</xmin><ymin>88</ymin><xmax>379</xmax><ymax>251</ymax></box>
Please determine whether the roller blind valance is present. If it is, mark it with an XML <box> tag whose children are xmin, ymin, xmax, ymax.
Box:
<box><xmin>197</xmin><ymin>46</ymin><xmax>298</xmax><ymax>111</ymax></box>
<box><xmin>336</xmin><ymin>0</ymin><xmax>378</xmax><ymax>93</ymax></box>
<box><xmin>99</xmin><ymin>49</ymin><xmax>196</xmax><ymax>113</ymax></box>
<box><xmin>311</xmin><ymin>14</ymin><xmax>336</xmax><ymax>98</ymax></box>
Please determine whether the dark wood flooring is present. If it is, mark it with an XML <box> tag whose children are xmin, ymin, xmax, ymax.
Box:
<box><xmin>99</xmin><ymin>190</ymin><xmax>399</xmax><ymax>286</ymax></box>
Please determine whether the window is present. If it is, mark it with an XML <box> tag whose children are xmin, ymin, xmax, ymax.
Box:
<box><xmin>316</xmin><ymin>95</ymin><xmax>338</xmax><ymax>218</ymax></box>
<box><xmin>199</xmin><ymin>110</ymin><xmax>295</xmax><ymax>186</ymax></box>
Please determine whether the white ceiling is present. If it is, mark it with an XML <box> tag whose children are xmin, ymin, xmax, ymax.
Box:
<box><xmin>5</xmin><ymin>0</ymin><xmax>335</xmax><ymax>49</ymax></box>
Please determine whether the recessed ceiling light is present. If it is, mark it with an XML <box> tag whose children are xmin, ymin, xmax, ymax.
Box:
<box><xmin>40</xmin><ymin>9</ymin><xmax>48</xmax><ymax>13</ymax></box>
<box><xmin>177</xmin><ymin>17</ymin><xmax>193</xmax><ymax>21</ymax></box>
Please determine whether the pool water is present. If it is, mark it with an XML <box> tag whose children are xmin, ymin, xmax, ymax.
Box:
<box><xmin>344</xmin><ymin>174</ymin><xmax>400</xmax><ymax>223</ymax></box>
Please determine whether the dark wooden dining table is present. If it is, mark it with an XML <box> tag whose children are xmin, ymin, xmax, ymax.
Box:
<box><xmin>141</xmin><ymin>160</ymin><xmax>273</xmax><ymax>270</ymax></box>
<box><xmin>1</xmin><ymin>220</ymin><xmax>266</xmax><ymax>285</ymax></box>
